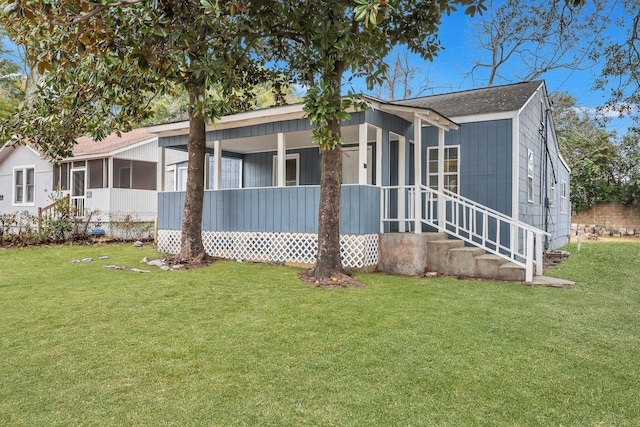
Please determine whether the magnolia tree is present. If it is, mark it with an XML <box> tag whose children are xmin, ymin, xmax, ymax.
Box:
<box><xmin>0</xmin><ymin>34</ymin><xmax>24</xmax><ymax>119</ymax></box>
<box><xmin>0</xmin><ymin>0</ymin><xmax>288</xmax><ymax>263</ymax></box>
<box><xmin>254</xmin><ymin>0</ymin><xmax>485</xmax><ymax>285</ymax></box>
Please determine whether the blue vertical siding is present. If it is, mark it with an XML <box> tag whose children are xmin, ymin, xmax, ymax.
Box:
<box><xmin>243</xmin><ymin>147</ymin><xmax>323</xmax><ymax>187</ymax></box>
<box><xmin>423</xmin><ymin>119</ymin><xmax>513</xmax><ymax>216</ymax></box>
<box><xmin>517</xmin><ymin>87</ymin><xmax>571</xmax><ymax>249</ymax></box>
<box><xmin>158</xmin><ymin>185</ymin><xmax>380</xmax><ymax>234</ymax></box>
<box><xmin>365</xmin><ymin>110</ymin><xmax>411</xmax><ymax>137</ymax></box>
<box><xmin>243</xmin><ymin>152</ymin><xmax>273</xmax><ymax>188</ymax></box>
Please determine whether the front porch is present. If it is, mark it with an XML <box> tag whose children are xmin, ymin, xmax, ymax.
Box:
<box><xmin>157</xmin><ymin>185</ymin><xmax>381</xmax><ymax>269</ymax></box>
<box><xmin>156</xmin><ymin>182</ymin><xmax>547</xmax><ymax>280</ymax></box>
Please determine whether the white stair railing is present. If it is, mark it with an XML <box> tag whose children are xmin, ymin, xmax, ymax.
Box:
<box><xmin>381</xmin><ymin>185</ymin><xmax>549</xmax><ymax>282</ymax></box>
<box><xmin>381</xmin><ymin>186</ymin><xmax>415</xmax><ymax>232</ymax></box>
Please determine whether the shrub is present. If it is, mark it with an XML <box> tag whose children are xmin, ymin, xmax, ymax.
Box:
<box><xmin>107</xmin><ymin>212</ymin><xmax>154</xmax><ymax>241</ymax></box>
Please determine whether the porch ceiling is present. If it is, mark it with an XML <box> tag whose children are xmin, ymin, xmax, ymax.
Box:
<box><xmin>207</xmin><ymin>124</ymin><xmax>375</xmax><ymax>154</ymax></box>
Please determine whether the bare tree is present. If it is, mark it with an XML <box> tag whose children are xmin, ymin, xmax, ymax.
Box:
<box><xmin>467</xmin><ymin>0</ymin><xmax>607</xmax><ymax>87</ymax></box>
<box><xmin>376</xmin><ymin>50</ymin><xmax>434</xmax><ymax>101</ymax></box>
<box><xmin>593</xmin><ymin>0</ymin><xmax>640</xmax><ymax>127</ymax></box>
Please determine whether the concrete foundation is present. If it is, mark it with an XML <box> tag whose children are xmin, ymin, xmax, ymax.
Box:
<box><xmin>378</xmin><ymin>232</ymin><xmax>445</xmax><ymax>276</ymax></box>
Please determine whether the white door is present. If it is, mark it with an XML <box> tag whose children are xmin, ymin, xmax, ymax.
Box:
<box><xmin>70</xmin><ymin>168</ymin><xmax>86</xmax><ymax>215</ymax></box>
<box><xmin>342</xmin><ymin>147</ymin><xmax>372</xmax><ymax>184</ymax></box>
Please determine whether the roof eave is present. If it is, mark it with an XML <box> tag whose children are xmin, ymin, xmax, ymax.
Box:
<box><xmin>375</xmin><ymin>101</ymin><xmax>459</xmax><ymax>130</ymax></box>
<box><xmin>146</xmin><ymin>103</ymin><xmax>308</xmax><ymax>137</ymax></box>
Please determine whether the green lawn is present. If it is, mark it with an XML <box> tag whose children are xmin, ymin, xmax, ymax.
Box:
<box><xmin>1</xmin><ymin>240</ymin><xmax>639</xmax><ymax>426</ymax></box>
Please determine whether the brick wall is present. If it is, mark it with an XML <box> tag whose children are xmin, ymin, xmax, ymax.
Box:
<box><xmin>571</xmin><ymin>202</ymin><xmax>640</xmax><ymax>235</ymax></box>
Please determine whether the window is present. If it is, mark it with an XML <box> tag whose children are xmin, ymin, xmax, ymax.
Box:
<box><xmin>272</xmin><ymin>154</ymin><xmax>299</xmax><ymax>186</ymax></box>
<box><xmin>132</xmin><ymin>161</ymin><xmax>156</xmax><ymax>190</ymax></box>
<box><xmin>119</xmin><ymin>166</ymin><xmax>131</xmax><ymax>188</ymax></box>
<box><xmin>560</xmin><ymin>180</ymin><xmax>567</xmax><ymax>214</ymax></box>
<box><xmin>177</xmin><ymin>166</ymin><xmax>187</xmax><ymax>191</ymax></box>
<box><xmin>527</xmin><ymin>150</ymin><xmax>534</xmax><ymax>203</ymax></box>
<box><xmin>207</xmin><ymin>156</ymin><xmax>243</xmax><ymax>189</ymax></box>
<box><xmin>113</xmin><ymin>159</ymin><xmax>157</xmax><ymax>190</ymax></box>
<box><xmin>88</xmin><ymin>159</ymin><xmax>107</xmax><ymax>189</ymax></box>
<box><xmin>53</xmin><ymin>163</ymin><xmax>70</xmax><ymax>190</ymax></box>
<box><xmin>13</xmin><ymin>166</ymin><xmax>35</xmax><ymax>205</ymax></box>
<box><xmin>549</xmin><ymin>183</ymin><xmax>555</xmax><ymax>208</ymax></box>
<box><xmin>427</xmin><ymin>146</ymin><xmax>459</xmax><ymax>193</ymax></box>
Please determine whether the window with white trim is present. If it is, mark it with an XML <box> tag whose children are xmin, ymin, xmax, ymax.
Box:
<box><xmin>549</xmin><ymin>183</ymin><xmax>555</xmax><ymax>208</ymax></box>
<box><xmin>527</xmin><ymin>150</ymin><xmax>534</xmax><ymax>203</ymax></box>
<box><xmin>560</xmin><ymin>180</ymin><xmax>567</xmax><ymax>214</ymax></box>
<box><xmin>272</xmin><ymin>153</ymin><xmax>299</xmax><ymax>186</ymax></box>
<box><xmin>177</xmin><ymin>166</ymin><xmax>187</xmax><ymax>191</ymax></box>
<box><xmin>427</xmin><ymin>146</ymin><xmax>459</xmax><ymax>193</ymax></box>
<box><xmin>13</xmin><ymin>166</ymin><xmax>35</xmax><ymax>206</ymax></box>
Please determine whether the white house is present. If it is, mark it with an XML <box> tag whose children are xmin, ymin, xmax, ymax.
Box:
<box><xmin>0</xmin><ymin>128</ymin><xmax>186</xmax><ymax>232</ymax></box>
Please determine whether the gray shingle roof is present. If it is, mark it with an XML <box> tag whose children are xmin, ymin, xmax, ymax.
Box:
<box><xmin>391</xmin><ymin>81</ymin><xmax>544</xmax><ymax>118</ymax></box>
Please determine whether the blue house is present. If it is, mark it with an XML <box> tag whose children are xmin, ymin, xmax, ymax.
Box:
<box><xmin>149</xmin><ymin>81</ymin><xmax>570</xmax><ymax>282</ymax></box>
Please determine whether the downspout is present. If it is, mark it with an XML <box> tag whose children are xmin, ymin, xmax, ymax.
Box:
<box><xmin>542</xmin><ymin>107</ymin><xmax>550</xmax><ymax>250</ymax></box>
<box><xmin>540</xmin><ymin>104</ymin><xmax>549</xmax><ymax>250</ymax></box>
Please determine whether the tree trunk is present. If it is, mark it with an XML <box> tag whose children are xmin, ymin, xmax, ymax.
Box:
<box><xmin>312</xmin><ymin>145</ymin><xmax>349</xmax><ymax>279</ymax></box>
<box><xmin>177</xmin><ymin>87</ymin><xmax>209</xmax><ymax>263</ymax></box>
<box><xmin>307</xmin><ymin>61</ymin><xmax>353</xmax><ymax>283</ymax></box>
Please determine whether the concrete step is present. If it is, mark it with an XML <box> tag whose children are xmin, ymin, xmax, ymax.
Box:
<box><xmin>497</xmin><ymin>262</ymin><xmax>526</xmax><ymax>282</ymax></box>
<box><xmin>531</xmin><ymin>275</ymin><xmax>575</xmax><ymax>287</ymax></box>
<box><xmin>425</xmin><ymin>239</ymin><xmax>464</xmax><ymax>273</ymax></box>
<box><xmin>447</xmin><ymin>247</ymin><xmax>485</xmax><ymax>276</ymax></box>
<box><xmin>474</xmin><ymin>254</ymin><xmax>508</xmax><ymax>279</ymax></box>
<box><xmin>423</xmin><ymin>232</ymin><xmax>448</xmax><ymax>241</ymax></box>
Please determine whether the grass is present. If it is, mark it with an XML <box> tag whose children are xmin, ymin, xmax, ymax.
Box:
<box><xmin>0</xmin><ymin>240</ymin><xmax>639</xmax><ymax>426</ymax></box>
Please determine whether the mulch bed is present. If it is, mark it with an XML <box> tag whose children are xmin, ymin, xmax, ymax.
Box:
<box><xmin>164</xmin><ymin>254</ymin><xmax>214</xmax><ymax>270</ymax></box>
<box><xmin>298</xmin><ymin>271</ymin><xmax>365</xmax><ymax>288</ymax></box>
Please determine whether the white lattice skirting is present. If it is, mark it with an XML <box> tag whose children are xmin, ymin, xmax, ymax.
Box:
<box><xmin>157</xmin><ymin>230</ymin><xmax>378</xmax><ymax>269</ymax></box>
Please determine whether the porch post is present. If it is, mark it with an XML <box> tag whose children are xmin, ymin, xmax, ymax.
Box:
<box><xmin>277</xmin><ymin>132</ymin><xmax>286</xmax><ymax>187</ymax></box>
<box><xmin>108</xmin><ymin>157</ymin><xmax>114</xmax><ymax>189</ymax></box>
<box><xmin>536</xmin><ymin>232</ymin><xmax>544</xmax><ymax>276</ymax></box>
<box><xmin>398</xmin><ymin>135</ymin><xmax>406</xmax><ymax>232</ymax></box>
<box><xmin>159</xmin><ymin>147</ymin><xmax>165</xmax><ymax>192</ymax></box>
<box><xmin>204</xmin><ymin>152</ymin><xmax>210</xmax><ymax>190</ymax></box>
<box><xmin>375</xmin><ymin>126</ymin><xmax>382</xmax><ymax>187</ymax></box>
<box><xmin>526</xmin><ymin>230</ymin><xmax>534</xmax><ymax>283</ymax></box>
<box><xmin>438</xmin><ymin>128</ymin><xmax>446</xmax><ymax>227</ymax></box>
<box><xmin>358</xmin><ymin>123</ymin><xmax>368</xmax><ymax>185</ymax></box>
<box><xmin>413</xmin><ymin>114</ymin><xmax>422</xmax><ymax>234</ymax></box>
<box><xmin>213</xmin><ymin>140</ymin><xmax>222</xmax><ymax>190</ymax></box>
